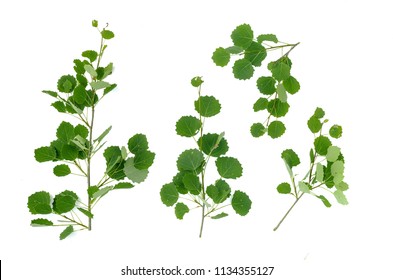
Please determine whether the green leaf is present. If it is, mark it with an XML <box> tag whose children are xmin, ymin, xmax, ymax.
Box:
<box><xmin>232</xmin><ymin>58</ymin><xmax>254</xmax><ymax>80</ymax></box>
<box><xmin>121</xmin><ymin>146</ymin><xmax>127</xmax><ymax>159</ymax></box>
<box><xmin>42</xmin><ymin>90</ymin><xmax>58</xmax><ymax>97</ymax></box>
<box><xmin>270</xmin><ymin>61</ymin><xmax>291</xmax><ymax>81</ymax></box>
<box><xmin>299</xmin><ymin>181</ymin><xmax>311</xmax><ymax>193</ymax></box>
<box><xmin>253</xmin><ymin>97</ymin><xmax>269</xmax><ymax>112</ymax></box>
<box><xmin>61</xmin><ymin>144</ymin><xmax>78</xmax><ymax>160</ymax></box>
<box><xmin>231</xmin><ymin>24</ymin><xmax>254</xmax><ymax>49</ymax></box>
<box><xmin>172</xmin><ymin>171</ymin><xmax>190</xmax><ymax>194</ymax></box>
<box><xmin>277</xmin><ymin>182</ymin><xmax>291</xmax><ymax>194</ymax></box>
<box><xmin>257</xmin><ymin>34</ymin><xmax>278</xmax><ymax>43</ymax></box>
<box><xmin>31</xmin><ymin>218</ymin><xmax>53</xmax><ymax>227</ymax></box>
<box><xmin>211</xmin><ymin>212</ymin><xmax>229</xmax><ymax>219</ymax></box>
<box><xmin>57</xmin><ymin>75</ymin><xmax>76</xmax><ymax>93</ymax></box>
<box><xmin>212</xmin><ymin>47</ymin><xmax>231</xmax><ymax>67</ymax></box>
<box><xmin>128</xmin><ymin>133</ymin><xmax>149</xmax><ymax>154</ymax></box>
<box><xmin>34</xmin><ymin>146</ymin><xmax>56</xmax><ymax>162</ymax></box>
<box><xmin>78</xmin><ymin>208</ymin><xmax>94</xmax><ymax>218</ymax></box>
<box><xmin>250</xmin><ymin>123</ymin><xmax>266</xmax><ymax>138</ymax></box>
<box><xmin>331</xmin><ymin>160</ymin><xmax>344</xmax><ymax>177</ymax></box>
<box><xmin>84</xmin><ymin>64</ymin><xmax>97</xmax><ymax>78</ymax></box>
<box><xmin>73</xmin><ymin>85</ymin><xmax>87</xmax><ymax>104</ymax></box>
<box><xmin>28</xmin><ymin>191</ymin><xmax>52</xmax><ymax>214</ymax></box>
<box><xmin>283</xmin><ymin>76</ymin><xmax>300</xmax><ymax>94</ymax></box>
<box><xmin>314</xmin><ymin>136</ymin><xmax>332</xmax><ymax>156</ymax></box>
<box><xmin>53</xmin><ymin>164</ymin><xmax>71</xmax><ymax>177</ymax></box>
<box><xmin>134</xmin><ymin>150</ymin><xmax>155</xmax><ymax>170</ymax></box>
<box><xmin>194</xmin><ymin>96</ymin><xmax>221</xmax><ymax>117</ymax></box>
<box><xmin>74</xmin><ymin>124</ymin><xmax>89</xmax><ymax>139</ymax></box>
<box><xmin>175</xmin><ymin>202</ymin><xmax>189</xmax><ymax>220</ymax></box>
<box><xmin>191</xmin><ymin>76</ymin><xmax>204</xmax><ymax>87</ymax></box>
<box><xmin>336</xmin><ymin>181</ymin><xmax>349</xmax><ymax>191</ymax></box>
<box><xmin>91</xmin><ymin>81</ymin><xmax>111</xmax><ymax>90</ymax></box>
<box><xmin>56</xmin><ymin>121</ymin><xmax>75</xmax><ymax>143</ymax></box>
<box><xmin>123</xmin><ymin>158</ymin><xmax>149</xmax><ymax>183</ymax></box>
<box><xmin>276</xmin><ymin>83</ymin><xmax>287</xmax><ymax>103</ymax></box>
<box><xmin>317</xmin><ymin>195</ymin><xmax>332</xmax><ymax>207</ymax></box>
<box><xmin>53</xmin><ymin>190</ymin><xmax>78</xmax><ymax>214</ymax></box>
<box><xmin>176</xmin><ymin>116</ymin><xmax>201</xmax><ymax>137</ymax></box>
<box><xmin>113</xmin><ymin>182</ymin><xmax>134</xmax><ymax>189</ymax></box>
<box><xmin>313</xmin><ymin>107</ymin><xmax>325</xmax><ymax>119</ymax></box>
<box><xmin>281</xmin><ymin>149</ymin><xmax>300</xmax><ymax>169</ymax></box>
<box><xmin>267</xmin><ymin>98</ymin><xmax>289</xmax><ymax>117</ymax></box>
<box><xmin>198</xmin><ymin>133</ymin><xmax>229</xmax><ymax>157</ymax></box>
<box><xmin>216</xmin><ymin>157</ymin><xmax>243</xmax><ymax>179</ymax></box>
<box><xmin>177</xmin><ymin>149</ymin><xmax>204</xmax><ymax>171</ymax></box>
<box><xmin>92</xmin><ymin>186</ymin><xmax>112</xmax><ymax>200</ymax></box>
<box><xmin>102</xmin><ymin>62</ymin><xmax>113</xmax><ymax>79</ymax></box>
<box><xmin>73</xmin><ymin>59</ymin><xmax>86</xmax><ymax>75</ymax></box>
<box><xmin>206</xmin><ymin>179</ymin><xmax>231</xmax><ymax>204</ymax></box>
<box><xmin>92</xmin><ymin>20</ymin><xmax>98</xmax><ymax>27</ymax></box>
<box><xmin>268</xmin><ymin>121</ymin><xmax>286</xmax><ymax>139</ymax></box>
<box><xmin>329</xmin><ymin>125</ymin><xmax>343</xmax><ymax>139</ymax></box>
<box><xmin>316</xmin><ymin>163</ymin><xmax>324</xmax><ymax>182</ymax></box>
<box><xmin>160</xmin><ymin>183</ymin><xmax>179</xmax><ymax>206</ymax></box>
<box><xmin>88</xmin><ymin>186</ymin><xmax>99</xmax><ymax>198</ymax></box>
<box><xmin>104</xmin><ymin>83</ymin><xmax>117</xmax><ymax>95</ymax></box>
<box><xmin>51</xmin><ymin>101</ymin><xmax>66</xmax><ymax>113</ymax></box>
<box><xmin>307</xmin><ymin>116</ymin><xmax>322</xmax><ymax>133</ymax></box>
<box><xmin>256</xmin><ymin>76</ymin><xmax>276</xmax><ymax>95</ymax></box>
<box><xmin>82</xmin><ymin>50</ymin><xmax>98</xmax><ymax>63</ymax></box>
<box><xmin>101</xmin><ymin>29</ymin><xmax>115</xmax><ymax>39</ymax></box>
<box><xmin>94</xmin><ymin>126</ymin><xmax>112</xmax><ymax>143</ymax></box>
<box><xmin>231</xmin><ymin>190</ymin><xmax>252</xmax><ymax>216</ymax></box>
<box><xmin>244</xmin><ymin>42</ymin><xmax>267</xmax><ymax>67</ymax></box>
<box><xmin>326</xmin><ymin>146</ymin><xmax>341</xmax><ymax>162</ymax></box>
<box><xmin>334</xmin><ymin>190</ymin><xmax>348</xmax><ymax>205</ymax></box>
<box><xmin>226</xmin><ymin>46</ymin><xmax>243</xmax><ymax>54</ymax></box>
<box><xmin>59</xmin><ymin>225</ymin><xmax>74</xmax><ymax>240</ymax></box>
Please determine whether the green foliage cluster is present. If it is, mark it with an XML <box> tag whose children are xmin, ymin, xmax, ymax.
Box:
<box><xmin>212</xmin><ymin>24</ymin><xmax>300</xmax><ymax>139</ymax></box>
<box><xmin>160</xmin><ymin>77</ymin><xmax>252</xmax><ymax>237</ymax></box>
<box><xmin>273</xmin><ymin>108</ymin><xmax>348</xmax><ymax>231</ymax></box>
<box><xmin>28</xmin><ymin>21</ymin><xmax>155</xmax><ymax>240</ymax></box>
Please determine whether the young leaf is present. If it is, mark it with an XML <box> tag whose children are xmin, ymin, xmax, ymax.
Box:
<box><xmin>56</xmin><ymin>122</ymin><xmax>75</xmax><ymax>143</ymax></box>
<box><xmin>268</xmin><ymin>121</ymin><xmax>286</xmax><ymax>139</ymax></box>
<box><xmin>334</xmin><ymin>190</ymin><xmax>348</xmax><ymax>205</ymax></box>
<box><xmin>78</xmin><ymin>208</ymin><xmax>94</xmax><ymax>219</ymax></box>
<box><xmin>82</xmin><ymin>50</ymin><xmax>98</xmax><ymax>63</ymax></box>
<box><xmin>42</xmin><ymin>90</ymin><xmax>58</xmax><ymax>97</ymax></box>
<box><xmin>28</xmin><ymin>191</ymin><xmax>52</xmax><ymax>214</ymax></box>
<box><xmin>53</xmin><ymin>191</ymin><xmax>78</xmax><ymax>214</ymax></box>
<box><xmin>101</xmin><ymin>30</ymin><xmax>115</xmax><ymax>39</ymax></box>
<box><xmin>326</xmin><ymin>146</ymin><xmax>341</xmax><ymax>162</ymax></box>
<box><xmin>250</xmin><ymin>123</ymin><xmax>266</xmax><ymax>138</ymax></box>
<box><xmin>212</xmin><ymin>47</ymin><xmax>231</xmax><ymax>67</ymax></box>
<box><xmin>277</xmin><ymin>182</ymin><xmax>291</xmax><ymax>194</ymax></box>
<box><xmin>53</xmin><ymin>164</ymin><xmax>71</xmax><ymax>177</ymax></box>
<box><xmin>257</xmin><ymin>34</ymin><xmax>278</xmax><ymax>43</ymax></box>
<box><xmin>177</xmin><ymin>149</ymin><xmax>204</xmax><ymax>171</ymax></box>
<box><xmin>94</xmin><ymin>126</ymin><xmax>112</xmax><ymax>143</ymax></box>
<box><xmin>316</xmin><ymin>163</ymin><xmax>324</xmax><ymax>182</ymax></box>
<box><xmin>215</xmin><ymin>157</ymin><xmax>243</xmax><ymax>179</ymax></box>
<box><xmin>226</xmin><ymin>46</ymin><xmax>243</xmax><ymax>54</ymax></box>
<box><xmin>92</xmin><ymin>20</ymin><xmax>98</xmax><ymax>27</ymax></box>
<box><xmin>160</xmin><ymin>183</ymin><xmax>179</xmax><ymax>206</ymax></box>
<box><xmin>175</xmin><ymin>202</ymin><xmax>190</xmax><ymax>220</ymax></box>
<box><xmin>231</xmin><ymin>24</ymin><xmax>254</xmax><ymax>49</ymax></box>
<box><xmin>59</xmin><ymin>225</ymin><xmax>74</xmax><ymax>240</ymax></box>
<box><xmin>191</xmin><ymin>76</ymin><xmax>204</xmax><ymax>87</ymax></box>
<box><xmin>104</xmin><ymin>83</ymin><xmax>117</xmax><ymax>95</ymax></box>
<box><xmin>113</xmin><ymin>182</ymin><xmax>134</xmax><ymax>189</ymax></box>
<box><xmin>281</xmin><ymin>149</ymin><xmax>300</xmax><ymax>168</ymax></box>
<box><xmin>31</xmin><ymin>218</ymin><xmax>54</xmax><ymax>227</ymax></box>
<box><xmin>307</xmin><ymin>116</ymin><xmax>322</xmax><ymax>133</ymax></box>
<box><xmin>57</xmin><ymin>75</ymin><xmax>76</xmax><ymax>93</ymax></box>
<box><xmin>257</xmin><ymin>76</ymin><xmax>276</xmax><ymax>95</ymax></box>
<box><xmin>84</xmin><ymin>64</ymin><xmax>97</xmax><ymax>78</ymax></box>
<box><xmin>211</xmin><ymin>212</ymin><xmax>229</xmax><ymax>219</ymax></box>
<box><xmin>92</xmin><ymin>186</ymin><xmax>112</xmax><ymax>200</ymax></box>
<box><xmin>176</xmin><ymin>116</ymin><xmax>201</xmax><ymax>137</ymax></box>
<box><xmin>194</xmin><ymin>96</ymin><xmax>221</xmax><ymax>117</ymax></box>
<box><xmin>34</xmin><ymin>146</ymin><xmax>56</xmax><ymax>162</ymax></box>
<box><xmin>232</xmin><ymin>58</ymin><xmax>254</xmax><ymax>80</ymax></box>
<box><xmin>313</xmin><ymin>107</ymin><xmax>325</xmax><ymax>119</ymax></box>
<box><xmin>231</xmin><ymin>191</ymin><xmax>252</xmax><ymax>216</ymax></box>
<box><xmin>123</xmin><ymin>158</ymin><xmax>149</xmax><ymax>183</ymax></box>
<box><xmin>276</xmin><ymin>83</ymin><xmax>287</xmax><ymax>103</ymax></box>
<box><xmin>128</xmin><ymin>133</ymin><xmax>149</xmax><ymax>154</ymax></box>
<box><xmin>91</xmin><ymin>81</ymin><xmax>111</xmax><ymax>90</ymax></box>
<box><xmin>317</xmin><ymin>195</ymin><xmax>332</xmax><ymax>207</ymax></box>
<box><xmin>299</xmin><ymin>182</ymin><xmax>310</xmax><ymax>193</ymax></box>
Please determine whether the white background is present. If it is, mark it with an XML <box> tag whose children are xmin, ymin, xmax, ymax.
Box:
<box><xmin>1</xmin><ymin>0</ymin><xmax>392</xmax><ymax>279</ymax></box>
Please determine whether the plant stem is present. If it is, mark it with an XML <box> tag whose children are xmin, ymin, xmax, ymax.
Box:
<box><xmin>197</xmin><ymin>83</ymin><xmax>206</xmax><ymax>238</ymax></box>
<box><xmin>87</xmin><ymin>105</ymin><xmax>95</xmax><ymax>230</ymax></box>
<box><xmin>273</xmin><ymin>193</ymin><xmax>304</xmax><ymax>231</ymax></box>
